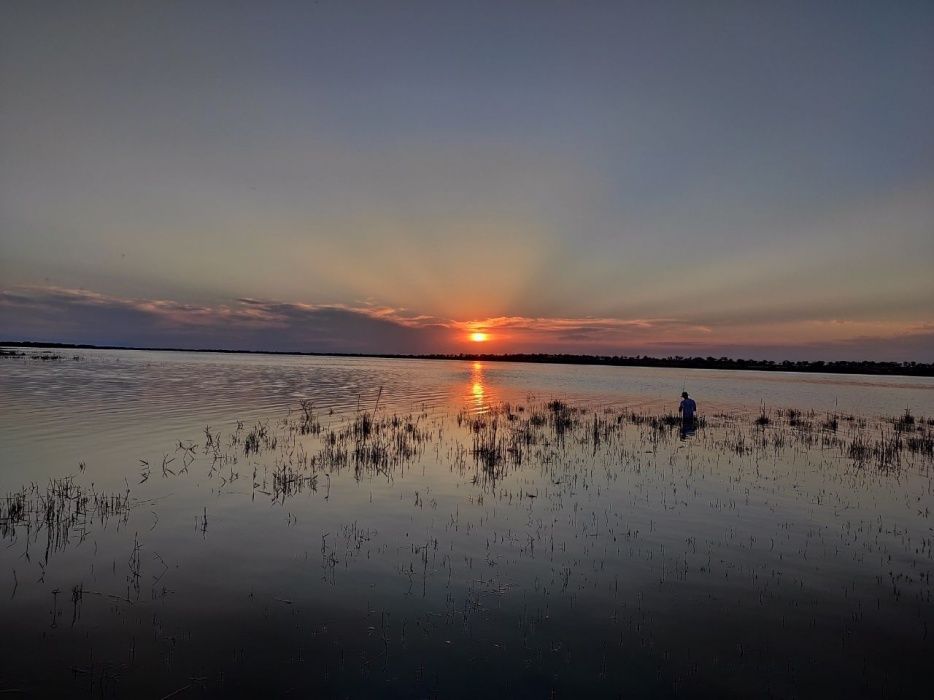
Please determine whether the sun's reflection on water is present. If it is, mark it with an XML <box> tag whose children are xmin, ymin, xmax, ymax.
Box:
<box><xmin>469</xmin><ymin>361</ymin><xmax>489</xmax><ymax>413</ymax></box>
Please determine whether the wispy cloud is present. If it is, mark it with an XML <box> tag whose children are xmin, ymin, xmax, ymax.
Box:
<box><xmin>1</xmin><ymin>286</ymin><xmax>931</xmax><ymax>361</ymax></box>
<box><xmin>0</xmin><ymin>287</ymin><xmax>449</xmax><ymax>354</ymax></box>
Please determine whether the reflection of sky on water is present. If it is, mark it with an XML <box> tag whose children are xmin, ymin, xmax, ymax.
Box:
<box><xmin>1</xmin><ymin>348</ymin><xmax>931</xmax><ymax>490</ymax></box>
<box><xmin>1</xmin><ymin>349</ymin><xmax>933</xmax><ymax>695</ymax></box>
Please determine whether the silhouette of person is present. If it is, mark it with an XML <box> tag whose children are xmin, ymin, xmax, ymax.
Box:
<box><xmin>678</xmin><ymin>391</ymin><xmax>697</xmax><ymax>428</ymax></box>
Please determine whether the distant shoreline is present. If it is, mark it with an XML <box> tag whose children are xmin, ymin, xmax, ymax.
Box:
<box><xmin>3</xmin><ymin>340</ymin><xmax>932</xmax><ymax>378</ymax></box>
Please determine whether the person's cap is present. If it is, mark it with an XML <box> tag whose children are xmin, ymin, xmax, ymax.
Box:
<box><xmin>681</xmin><ymin>391</ymin><xmax>689</xmax><ymax>398</ymax></box>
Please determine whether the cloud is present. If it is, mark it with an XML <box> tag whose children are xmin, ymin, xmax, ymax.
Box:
<box><xmin>0</xmin><ymin>287</ymin><xmax>449</xmax><ymax>354</ymax></box>
<box><xmin>1</xmin><ymin>286</ymin><xmax>931</xmax><ymax>361</ymax></box>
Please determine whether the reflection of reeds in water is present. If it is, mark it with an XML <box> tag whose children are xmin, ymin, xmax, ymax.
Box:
<box><xmin>0</xmin><ymin>478</ymin><xmax>130</xmax><ymax>560</ymax></box>
<box><xmin>2</xmin><ymin>389</ymin><xmax>934</xmax><ymax>696</ymax></box>
<box><xmin>457</xmin><ymin>402</ymin><xmax>551</xmax><ymax>478</ymax></box>
<box><xmin>843</xmin><ymin>410</ymin><xmax>934</xmax><ymax>470</ymax></box>
<box><xmin>3</xmin><ymin>397</ymin><xmax>932</xmax><ymax>569</ymax></box>
<box><xmin>298</xmin><ymin>399</ymin><xmax>322</xmax><ymax>436</ymax></box>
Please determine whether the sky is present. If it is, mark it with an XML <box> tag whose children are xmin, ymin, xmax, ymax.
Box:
<box><xmin>1</xmin><ymin>0</ymin><xmax>932</xmax><ymax>360</ymax></box>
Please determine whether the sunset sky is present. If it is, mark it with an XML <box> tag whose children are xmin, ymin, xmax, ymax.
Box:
<box><xmin>2</xmin><ymin>1</ymin><xmax>932</xmax><ymax>360</ymax></box>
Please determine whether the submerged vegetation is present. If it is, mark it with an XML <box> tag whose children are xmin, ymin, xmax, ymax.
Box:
<box><xmin>0</xmin><ymin>347</ymin><xmax>79</xmax><ymax>361</ymax></box>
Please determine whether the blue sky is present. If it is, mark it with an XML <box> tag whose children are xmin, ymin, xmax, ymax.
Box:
<box><xmin>1</xmin><ymin>1</ymin><xmax>932</xmax><ymax>359</ymax></box>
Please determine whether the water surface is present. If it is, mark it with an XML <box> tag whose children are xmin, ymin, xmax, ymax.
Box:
<box><xmin>1</xmin><ymin>349</ymin><xmax>932</xmax><ymax>697</ymax></box>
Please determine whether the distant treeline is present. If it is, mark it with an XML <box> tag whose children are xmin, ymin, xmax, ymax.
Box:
<box><xmin>415</xmin><ymin>353</ymin><xmax>934</xmax><ymax>377</ymax></box>
<box><xmin>2</xmin><ymin>341</ymin><xmax>932</xmax><ymax>377</ymax></box>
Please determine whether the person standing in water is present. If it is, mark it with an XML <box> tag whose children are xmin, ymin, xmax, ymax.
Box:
<box><xmin>679</xmin><ymin>391</ymin><xmax>697</xmax><ymax>426</ymax></box>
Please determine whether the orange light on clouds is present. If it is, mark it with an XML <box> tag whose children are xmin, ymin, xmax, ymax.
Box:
<box><xmin>470</xmin><ymin>332</ymin><xmax>489</xmax><ymax>343</ymax></box>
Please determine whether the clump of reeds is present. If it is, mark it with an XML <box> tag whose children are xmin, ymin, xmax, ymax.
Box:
<box><xmin>32</xmin><ymin>351</ymin><xmax>65</xmax><ymax>361</ymax></box>
<box><xmin>0</xmin><ymin>478</ymin><xmax>131</xmax><ymax>557</ymax></box>
<box><xmin>905</xmin><ymin>429</ymin><xmax>934</xmax><ymax>458</ymax></box>
<box><xmin>243</xmin><ymin>421</ymin><xmax>276</xmax><ymax>455</ymax></box>
<box><xmin>352</xmin><ymin>412</ymin><xmax>374</xmax><ymax>441</ymax></box>
<box><xmin>821</xmin><ymin>414</ymin><xmax>839</xmax><ymax>432</ymax></box>
<box><xmin>470</xmin><ymin>415</ymin><xmax>502</xmax><ymax>472</ymax></box>
<box><xmin>655</xmin><ymin>413</ymin><xmax>682</xmax><ymax>429</ymax></box>
<box><xmin>547</xmin><ymin>400</ymin><xmax>574</xmax><ymax>435</ymax></box>
<box><xmin>272</xmin><ymin>464</ymin><xmax>318</xmax><ymax>500</ymax></box>
<box><xmin>298</xmin><ymin>399</ymin><xmax>321</xmax><ymax>436</ymax></box>
<box><xmin>893</xmin><ymin>409</ymin><xmax>916</xmax><ymax>432</ymax></box>
<box><xmin>459</xmin><ymin>404</ymin><xmax>560</xmax><ymax>475</ymax></box>
<box><xmin>728</xmin><ymin>432</ymin><xmax>748</xmax><ymax>455</ymax></box>
<box><xmin>847</xmin><ymin>431</ymin><xmax>902</xmax><ymax>471</ymax></box>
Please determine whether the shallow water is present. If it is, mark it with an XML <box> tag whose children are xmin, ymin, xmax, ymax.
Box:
<box><xmin>1</xmin><ymin>349</ymin><xmax>933</xmax><ymax>697</ymax></box>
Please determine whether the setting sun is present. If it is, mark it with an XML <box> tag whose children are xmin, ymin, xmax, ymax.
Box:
<box><xmin>470</xmin><ymin>332</ymin><xmax>489</xmax><ymax>343</ymax></box>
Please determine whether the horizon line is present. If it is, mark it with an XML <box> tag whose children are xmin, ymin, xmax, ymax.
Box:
<box><xmin>3</xmin><ymin>340</ymin><xmax>932</xmax><ymax>378</ymax></box>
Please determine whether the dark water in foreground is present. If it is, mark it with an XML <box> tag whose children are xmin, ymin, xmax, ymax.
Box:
<box><xmin>1</xmin><ymin>349</ymin><xmax>933</xmax><ymax>697</ymax></box>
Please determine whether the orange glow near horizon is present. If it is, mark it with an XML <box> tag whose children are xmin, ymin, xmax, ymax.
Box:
<box><xmin>470</xmin><ymin>332</ymin><xmax>489</xmax><ymax>343</ymax></box>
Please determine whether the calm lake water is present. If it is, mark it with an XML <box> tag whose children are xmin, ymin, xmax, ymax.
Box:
<box><xmin>1</xmin><ymin>349</ymin><xmax>933</xmax><ymax>697</ymax></box>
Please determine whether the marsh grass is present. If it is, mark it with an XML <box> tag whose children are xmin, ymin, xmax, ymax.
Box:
<box><xmin>0</xmin><ymin>478</ymin><xmax>131</xmax><ymax>560</ymax></box>
<box><xmin>3</xmin><ymin>389</ymin><xmax>933</xmax><ymax>697</ymax></box>
<box><xmin>0</xmin><ymin>349</ymin><xmax>80</xmax><ymax>361</ymax></box>
<box><xmin>7</xmin><ymin>398</ymin><xmax>928</xmax><ymax>562</ymax></box>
